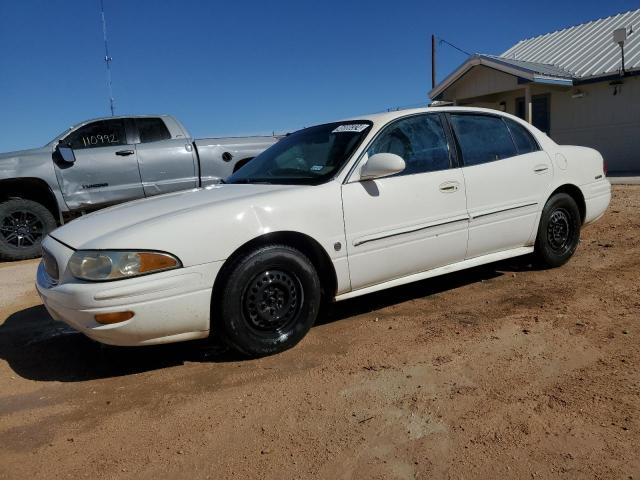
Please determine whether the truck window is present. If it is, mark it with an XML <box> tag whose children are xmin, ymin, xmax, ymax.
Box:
<box><xmin>135</xmin><ymin>118</ymin><xmax>171</xmax><ymax>143</ymax></box>
<box><xmin>65</xmin><ymin>120</ymin><xmax>127</xmax><ymax>150</ymax></box>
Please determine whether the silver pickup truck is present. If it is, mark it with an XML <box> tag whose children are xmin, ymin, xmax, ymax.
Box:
<box><xmin>0</xmin><ymin>114</ymin><xmax>279</xmax><ymax>260</ymax></box>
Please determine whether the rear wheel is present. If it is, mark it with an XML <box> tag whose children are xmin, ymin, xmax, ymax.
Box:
<box><xmin>534</xmin><ymin>193</ymin><xmax>581</xmax><ymax>268</ymax></box>
<box><xmin>0</xmin><ymin>199</ymin><xmax>57</xmax><ymax>261</ymax></box>
<box><xmin>216</xmin><ymin>245</ymin><xmax>321</xmax><ymax>357</ymax></box>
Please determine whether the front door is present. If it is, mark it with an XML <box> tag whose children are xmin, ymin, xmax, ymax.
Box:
<box><xmin>516</xmin><ymin>94</ymin><xmax>551</xmax><ymax>135</ymax></box>
<box><xmin>341</xmin><ymin>113</ymin><xmax>469</xmax><ymax>291</ymax></box>
<box><xmin>53</xmin><ymin>119</ymin><xmax>144</xmax><ymax>210</ymax></box>
<box><xmin>133</xmin><ymin>117</ymin><xmax>198</xmax><ymax>196</ymax></box>
<box><xmin>447</xmin><ymin>113</ymin><xmax>553</xmax><ymax>259</ymax></box>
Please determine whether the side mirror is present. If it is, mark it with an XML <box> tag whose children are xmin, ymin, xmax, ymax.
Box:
<box><xmin>359</xmin><ymin>153</ymin><xmax>405</xmax><ymax>181</ymax></box>
<box><xmin>57</xmin><ymin>144</ymin><xmax>76</xmax><ymax>164</ymax></box>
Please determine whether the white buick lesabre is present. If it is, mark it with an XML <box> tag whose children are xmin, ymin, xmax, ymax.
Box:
<box><xmin>36</xmin><ymin>107</ymin><xmax>611</xmax><ymax>356</ymax></box>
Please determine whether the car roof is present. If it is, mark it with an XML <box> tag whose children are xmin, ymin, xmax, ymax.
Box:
<box><xmin>339</xmin><ymin>106</ymin><xmax>520</xmax><ymax>126</ymax></box>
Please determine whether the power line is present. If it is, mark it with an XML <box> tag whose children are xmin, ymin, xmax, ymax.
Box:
<box><xmin>437</xmin><ymin>37</ymin><xmax>472</xmax><ymax>57</ymax></box>
<box><xmin>100</xmin><ymin>0</ymin><xmax>115</xmax><ymax>116</ymax></box>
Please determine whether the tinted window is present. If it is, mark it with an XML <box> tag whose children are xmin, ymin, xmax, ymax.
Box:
<box><xmin>65</xmin><ymin>120</ymin><xmax>127</xmax><ymax>150</ymax></box>
<box><xmin>505</xmin><ymin>118</ymin><xmax>538</xmax><ymax>155</ymax></box>
<box><xmin>367</xmin><ymin>114</ymin><xmax>450</xmax><ymax>175</ymax></box>
<box><xmin>136</xmin><ymin>118</ymin><xmax>171</xmax><ymax>143</ymax></box>
<box><xmin>449</xmin><ymin>114</ymin><xmax>517</xmax><ymax>166</ymax></box>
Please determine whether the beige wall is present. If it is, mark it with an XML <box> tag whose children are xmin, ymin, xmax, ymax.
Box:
<box><xmin>439</xmin><ymin>67</ymin><xmax>640</xmax><ymax>173</ymax></box>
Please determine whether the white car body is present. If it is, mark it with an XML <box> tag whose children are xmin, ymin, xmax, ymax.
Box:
<box><xmin>36</xmin><ymin>107</ymin><xmax>611</xmax><ymax>347</ymax></box>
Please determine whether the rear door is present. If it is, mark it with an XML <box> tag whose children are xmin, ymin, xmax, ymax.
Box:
<box><xmin>54</xmin><ymin>119</ymin><xmax>144</xmax><ymax>210</ymax></box>
<box><xmin>133</xmin><ymin>117</ymin><xmax>198</xmax><ymax>196</ymax></box>
<box><xmin>341</xmin><ymin>113</ymin><xmax>469</xmax><ymax>290</ymax></box>
<box><xmin>447</xmin><ymin>113</ymin><xmax>553</xmax><ymax>259</ymax></box>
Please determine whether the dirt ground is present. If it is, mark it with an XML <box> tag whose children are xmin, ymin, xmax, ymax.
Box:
<box><xmin>0</xmin><ymin>186</ymin><xmax>638</xmax><ymax>480</ymax></box>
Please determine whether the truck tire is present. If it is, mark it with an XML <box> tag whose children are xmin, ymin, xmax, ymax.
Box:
<box><xmin>0</xmin><ymin>199</ymin><xmax>57</xmax><ymax>261</ymax></box>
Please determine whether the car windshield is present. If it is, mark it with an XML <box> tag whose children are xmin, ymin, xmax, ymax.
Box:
<box><xmin>226</xmin><ymin>121</ymin><xmax>372</xmax><ymax>185</ymax></box>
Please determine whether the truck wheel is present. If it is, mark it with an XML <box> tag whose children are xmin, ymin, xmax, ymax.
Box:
<box><xmin>0</xmin><ymin>199</ymin><xmax>57</xmax><ymax>261</ymax></box>
<box><xmin>217</xmin><ymin>245</ymin><xmax>321</xmax><ymax>357</ymax></box>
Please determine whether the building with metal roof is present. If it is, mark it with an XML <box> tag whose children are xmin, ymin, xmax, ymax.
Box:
<box><xmin>429</xmin><ymin>9</ymin><xmax>639</xmax><ymax>173</ymax></box>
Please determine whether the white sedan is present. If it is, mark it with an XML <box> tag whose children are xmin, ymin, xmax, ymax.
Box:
<box><xmin>36</xmin><ymin>107</ymin><xmax>611</xmax><ymax>356</ymax></box>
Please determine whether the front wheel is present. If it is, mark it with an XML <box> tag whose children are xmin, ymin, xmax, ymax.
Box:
<box><xmin>216</xmin><ymin>245</ymin><xmax>321</xmax><ymax>357</ymax></box>
<box><xmin>0</xmin><ymin>199</ymin><xmax>57</xmax><ymax>261</ymax></box>
<box><xmin>534</xmin><ymin>193</ymin><xmax>581</xmax><ymax>268</ymax></box>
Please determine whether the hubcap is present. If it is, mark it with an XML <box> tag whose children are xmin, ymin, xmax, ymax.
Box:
<box><xmin>242</xmin><ymin>270</ymin><xmax>303</xmax><ymax>331</ymax></box>
<box><xmin>0</xmin><ymin>210</ymin><xmax>44</xmax><ymax>248</ymax></box>
<box><xmin>547</xmin><ymin>208</ymin><xmax>572</xmax><ymax>253</ymax></box>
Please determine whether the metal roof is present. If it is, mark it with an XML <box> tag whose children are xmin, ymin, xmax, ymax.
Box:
<box><xmin>481</xmin><ymin>55</ymin><xmax>573</xmax><ymax>79</ymax></box>
<box><xmin>501</xmin><ymin>9</ymin><xmax>640</xmax><ymax>79</ymax></box>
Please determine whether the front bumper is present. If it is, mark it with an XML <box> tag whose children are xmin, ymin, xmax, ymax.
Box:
<box><xmin>36</xmin><ymin>236</ymin><xmax>224</xmax><ymax>346</ymax></box>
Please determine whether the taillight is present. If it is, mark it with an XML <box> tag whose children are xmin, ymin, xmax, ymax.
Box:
<box><xmin>603</xmin><ymin>159</ymin><xmax>608</xmax><ymax>176</ymax></box>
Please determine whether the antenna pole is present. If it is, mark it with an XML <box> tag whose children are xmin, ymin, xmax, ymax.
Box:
<box><xmin>100</xmin><ymin>0</ymin><xmax>115</xmax><ymax>116</ymax></box>
<box><xmin>431</xmin><ymin>34</ymin><xmax>437</xmax><ymax>89</ymax></box>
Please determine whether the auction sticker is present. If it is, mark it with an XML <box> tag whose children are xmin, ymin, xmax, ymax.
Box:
<box><xmin>332</xmin><ymin>124</ymin><xmax>369</xmax><ymax>133</ymax></box>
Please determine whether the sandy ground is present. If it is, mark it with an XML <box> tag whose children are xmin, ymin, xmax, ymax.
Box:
<box><xmin>0</xmin><ymin>186</ymin><xmax>638</xmax><ymax>480</ymax></box>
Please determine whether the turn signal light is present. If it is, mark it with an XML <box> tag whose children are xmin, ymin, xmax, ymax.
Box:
<box><xmin>95</xmin><ymin>311</ymin><xmax>135</xmax><ymax>325</ymax></box>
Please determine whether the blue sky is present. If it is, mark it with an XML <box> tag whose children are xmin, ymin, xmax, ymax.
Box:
<box><xmin>0</xmin><ymin>0</ymin><xmax>637</xmax><ymax>151</ymax></box>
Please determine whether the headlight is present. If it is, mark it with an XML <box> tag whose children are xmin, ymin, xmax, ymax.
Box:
<box><xmin>68</xmin><ymin>250</ymin><xmax>181</xmax><ymax>281</ymax></box>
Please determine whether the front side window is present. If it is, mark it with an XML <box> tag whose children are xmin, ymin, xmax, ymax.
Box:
<box><xmin>136</xmin><ymin>118</ymin><xmax>171</xmax><ymax>143</ymax></box>
<box><xmin>227</xmin><ymin>121</ymin><xmax>372</xmax><ymax>185</ymax></box>
<box><xmin>367</xmin><ymin>114</ymin><xmax>450</xmax><ymax>176</ymax></box>
<box><xmin>505</xmin><ymin>118</ymin><xmax>539</xmax><ymax>155</ymax></box>
<box><xmin>65</xmin><ymin>120</ymin><xmax>127</xmax><ymax>150</ymax></box>
<box><xmin>449</xmin><ymin>114</ymin><xmax>517</xmax><ymax>166</ymax></box>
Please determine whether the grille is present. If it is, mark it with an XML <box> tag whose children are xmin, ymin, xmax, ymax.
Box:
<box><xmin>41</xmin><ymin>247</ymin><xmax>59</xmax><ymax>282</ymax></box>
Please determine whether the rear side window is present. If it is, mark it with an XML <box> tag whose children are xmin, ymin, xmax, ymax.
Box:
<box><xmin>66</xmin><ymin>120</ymin><xmax>127</xmax><ymax>150</ymax></box>
<box><xmin>449</xmin><ymin>114</ymin><xmax>517</xmax><ymax>166</ymax></box>
<box><xmin>136</xmin><ymin>118</ymin><xmax>171</xmax><ymax>143</ymax></box>
<box><xmin>367</xmin><ymin>114</ymin><xmax>451</xmax><ymax>176</ymax></box>
<box><xmin>505</xmin><ymin>118</ymin><xmax>539</xmax><ymax>155</ymax></box>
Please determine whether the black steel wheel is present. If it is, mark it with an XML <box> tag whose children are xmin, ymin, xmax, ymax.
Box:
<box><xmin>534</xmin><ymin>193</ymin><xmax>581</xmax><ymax>268</ymax></box>
<box><xmin>0</xmin><ymin>199</ymin><xmax>57</xmax><ymax>261</ymax></box>
<box><xmin>216</xmin><ymin>245</ymin><xmax>321</xmax><ymax>357</ymax></box>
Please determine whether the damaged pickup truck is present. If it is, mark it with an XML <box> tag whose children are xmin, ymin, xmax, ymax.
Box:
<box><xmin>0</xmin><ymin>114</ymin><xmax>279</xmax><ymax>260</ymax></box>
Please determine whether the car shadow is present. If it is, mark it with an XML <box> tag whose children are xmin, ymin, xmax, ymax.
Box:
<box><xmin>0</xmin><ymin>256</ymin><xmax>536</xmax><ymax>383</ymax></box>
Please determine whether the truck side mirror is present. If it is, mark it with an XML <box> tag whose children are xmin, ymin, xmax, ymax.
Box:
<box><xmin>57</xmin><ymin>145</ymin><xmax>76</xmax><ymax>164</ymax></box>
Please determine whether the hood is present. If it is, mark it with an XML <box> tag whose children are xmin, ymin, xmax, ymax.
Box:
<box><xmin>0</xmin><ymin>147</ymin><xmax>49</xmax><ymax>162</ymax></box>
<box><xmin>50</xmin><ymin>183</ymin><xmax>299</xmax><ymax>250</ymax></box>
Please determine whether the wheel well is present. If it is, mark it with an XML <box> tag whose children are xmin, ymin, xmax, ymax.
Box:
<box><xmin>0</xmin><ymin>178</ymin><xmax>60</xmax><ymax>224</ymax></box>
<box><xmin>212</xmin><ymin>231</ymin><xmax>338</xmax><ymax>306</ymax></box>
<box><xmin>550</xmin><ymin>184</ymin><xmax>586</xmax><ymax>223</ymax></box>
<box><xmin>232</xmin><ymin>157</ymin><xmax>254</xmax><ymax>173</ymax></box>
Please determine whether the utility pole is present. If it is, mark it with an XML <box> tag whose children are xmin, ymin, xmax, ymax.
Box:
<box><xmin>431</xmin><ymin>34</ymin><xmax>437</xmax><ymax>89</ymax></box>
<box><xmin>100</xmin><ymin>0</ymin><xmax>115</xmax><ymax>116</ymax></box>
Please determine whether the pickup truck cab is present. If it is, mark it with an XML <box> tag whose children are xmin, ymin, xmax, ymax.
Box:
<box><xmin>0</xmin><ymin>114</ymin><xmax>279</xmax><ymax>260</ymax></box>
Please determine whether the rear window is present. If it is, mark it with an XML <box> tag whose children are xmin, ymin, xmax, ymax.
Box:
<box><xmin>449</xmin><ymin>114</ymin><xmax>517</xmax><ymax>166</ymax></box>
<box><xmin>505</xmin><ymin>118</ymin><xmax>539</xmax><ymax>155</ymax></box>
<box><xmin>136</xmin><ymin>118</ymin><xmax>171</xmax><ymax>143</ymax></box>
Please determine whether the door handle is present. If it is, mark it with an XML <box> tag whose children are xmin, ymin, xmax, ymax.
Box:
<box><xmin>115</xmin><ymin>150</ymin><xmax>134</xmax><ymax>156</ymax></box>
<box><xmin>439</xmin><ymin>181</ymin><xmax>459</xmax><ymax>193</ymax></box>
<box><xmin>533</xmin><ymin>165</ymin><xmax>549</xmax><ymax>173</ymax></box>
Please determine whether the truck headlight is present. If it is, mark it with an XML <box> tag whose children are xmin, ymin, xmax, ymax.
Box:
<box><xmin>68</xmin><ymin>250</ymin><xmax>181</xmax><ymax>281</ymax></box>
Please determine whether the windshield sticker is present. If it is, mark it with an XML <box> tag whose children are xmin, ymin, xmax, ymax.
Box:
<box><xmin>310</xmin><ymin>165</ymin><xmax>323</xmax><ymax>171</ymax></box>
<box><xmin>332</xmin><ymin>124</ymin><xmax>369</xmax><ymax>133</ymax></box>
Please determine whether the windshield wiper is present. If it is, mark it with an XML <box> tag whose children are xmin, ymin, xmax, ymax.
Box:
<box><xmin>229</xmin><ymin>179</ymin><xmax>274</xmax><ymax>185</ymax></box>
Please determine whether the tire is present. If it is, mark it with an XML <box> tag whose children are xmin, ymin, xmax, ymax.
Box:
<box><xmin>0</xmin><ymin>199</ymin><xmax>57</xmax><ymax>261</ymax></box>
<box><xmin>216</xmin><ymin>245</ymin><xmax>321</xmax><ymax>357</ymax></box>
<box><xmin>534</xmin><ymin>193</ymin><xmax>581</xmax><ymax>268</ymax></box>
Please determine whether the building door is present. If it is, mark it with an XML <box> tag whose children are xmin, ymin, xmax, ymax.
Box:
<box><xmin>516</xmin><ymin>94</ymin><xmax>551</xmax><ymax>135</ymax></box>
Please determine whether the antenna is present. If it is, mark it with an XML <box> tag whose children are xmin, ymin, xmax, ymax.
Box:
<box><xmin>100</xmin><ymin>0</ymin><xmax>115</xmax><ymax>116</ymax></box>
